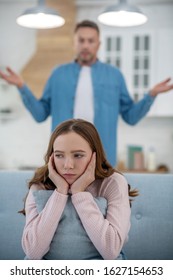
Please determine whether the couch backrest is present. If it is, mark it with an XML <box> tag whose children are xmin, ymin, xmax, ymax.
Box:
<box><xmin>124</xmin><ymin>173</ymin><xmax>173</xmax><ymax>260</ymax></box>
<box><xmin>0</xmin><ymin>171</ymin><xmax>173</xmax><ymax>260</ymax></box>
<box><xmin>0</xmin><ymin>170</ymin><xmax>32</xmax><ymax>260</ymax></box>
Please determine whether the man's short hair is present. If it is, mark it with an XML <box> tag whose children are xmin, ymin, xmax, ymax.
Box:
<box><xmin>74</xmin><ymin>20</ymin><xmax>100</xmax><ymax>34</ymax></box>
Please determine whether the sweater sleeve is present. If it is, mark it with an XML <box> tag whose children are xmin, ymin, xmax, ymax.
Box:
<box><xmin>71</xmin><ymin>174</ymin><xmax>131</xmax><ymax>260</ymax></box>
<box><xmin>22</xmin><ymin>188</ymin><xmax>68</xmax><ymax>259</ymax></box>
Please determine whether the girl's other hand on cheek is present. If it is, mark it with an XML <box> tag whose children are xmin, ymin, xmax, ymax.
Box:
<box><xmin>48</xmin><ymin>154</ymin><xmax>69</xmax><ymax>195</ymax></box>
<box><xmin>71</xmin><ymin>152</ymin><xmax>96</xmax><ymax>194</ymax></box>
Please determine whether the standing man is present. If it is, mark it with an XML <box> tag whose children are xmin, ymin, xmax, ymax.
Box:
<box><xmin>0</xmin><ymin>20</ymin><xmax>173</xmax><ymax>166</ymax></box>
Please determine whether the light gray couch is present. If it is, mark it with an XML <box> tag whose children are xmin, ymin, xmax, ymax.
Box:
<box><xmin>0</xmin><ymin>170</ymin><xmax>173</xmax><ymax>260</ymax></box>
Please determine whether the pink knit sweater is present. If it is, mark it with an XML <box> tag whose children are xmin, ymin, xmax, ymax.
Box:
<box><xmin>22</xmin><ymin>172</ymin><xmax>131</xmax><ymax>260</ymax></box>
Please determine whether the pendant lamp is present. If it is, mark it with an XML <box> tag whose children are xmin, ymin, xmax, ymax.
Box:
<box><xmin>16</xmin><ymin>0</ymin><xmax>65</xmax><ymax>29</ymax></box>
<box><xmin>98</xmin><ymin>0</ymin><xmax>148</xmax><ymax>27</ymax></box>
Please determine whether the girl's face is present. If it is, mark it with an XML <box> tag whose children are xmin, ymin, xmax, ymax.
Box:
<box><xmin>53</xmin><ymin>132</ymin><xmax>93</xmax><ymax>185</ymax></box>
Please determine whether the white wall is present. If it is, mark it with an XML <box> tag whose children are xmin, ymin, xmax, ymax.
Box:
<box><xmin>0</xmin><ymin>0</ymin><xmax>51</xmax><ymax>170</ymax></box>
<box><xmin>0</xmin><ymin>85</ymin><xmax>51</xmax><ymax>169</ymax></box>
<box><xmin>0</xmin><ymin>0</ymin><xmax>37</xmax><ymax>72</ymax></box>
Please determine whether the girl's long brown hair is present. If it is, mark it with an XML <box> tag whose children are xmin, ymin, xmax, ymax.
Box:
<box><xmin>19</xmin><ymin>119</ymin><xmax>138</xmax><ymax>214</ymax></box>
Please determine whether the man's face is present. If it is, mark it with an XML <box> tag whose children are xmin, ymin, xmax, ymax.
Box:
<box><xmin>74</xmin><ymin>27</ymin><xmax>100</xmax><ymax>65</ymax></box>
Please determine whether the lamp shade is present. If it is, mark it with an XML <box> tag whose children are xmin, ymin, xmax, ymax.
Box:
<box><xmin>16</xmin><ymin>5</ymin><xmax>65</xmax><ymax>29</ymax></box>
<box><xmin>98</xmin><ymin>0</ymin><xmax>148</xmax><ymax>27</ymax></box>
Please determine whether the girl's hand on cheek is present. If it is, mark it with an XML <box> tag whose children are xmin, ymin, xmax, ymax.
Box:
<box><xmin>71</xmin><ymin>152</ymin><xmax>96</xmax><ymax>194</ymax></box>
<box><xmin>48</xmin><ymin>154</ymin><xmax>69</xmax><ymax>195</ymax></box>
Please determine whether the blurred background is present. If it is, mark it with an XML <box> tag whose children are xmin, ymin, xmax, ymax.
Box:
<box><xmin>0</xmin><ymin>0</ymin><xmax>173</xmax><ymax>172</ymax></box>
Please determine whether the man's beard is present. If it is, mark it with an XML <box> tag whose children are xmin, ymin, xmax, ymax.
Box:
<box><xmin>78</xmin><ymin>53</ymin><xmax>93</xmax><ymax>65</ymax></box>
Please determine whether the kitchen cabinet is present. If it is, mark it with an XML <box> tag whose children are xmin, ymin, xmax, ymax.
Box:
<box><xmin>149</xmin><ymin>29</ymin><xmax>173</xmax><ymax>116</ymax></box>
<box><xmin>99</xmin><ymin>28</ymin><xmax>173</xmax><ymax>116</ymax></box>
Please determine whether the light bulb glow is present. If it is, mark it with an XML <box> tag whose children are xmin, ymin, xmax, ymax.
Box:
<box><xmin>16</xmin><ymin>12</ymin><xmax>65</xmax><ymax>29</ymax></box>
<box><xmin>98</xmin><ymin>10</ymin><xmax>147</xmax><ymax>27</ymax></box>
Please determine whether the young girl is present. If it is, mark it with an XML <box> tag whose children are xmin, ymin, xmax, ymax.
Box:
<box><xmin>22</xmin><ymin>119</ymin><xmax>137</xmax><ymax>260</ymax></box>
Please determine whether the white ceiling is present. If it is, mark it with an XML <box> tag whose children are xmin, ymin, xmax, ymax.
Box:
<box><xmin>0</xmin><ymin>0</ymin><xmax>173</xmax><ymax>4</ymax></box>
<box><xmin>77</xmin><ymin>0</ymin><xmax>173</xmax><ymax>5</ymax></box>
